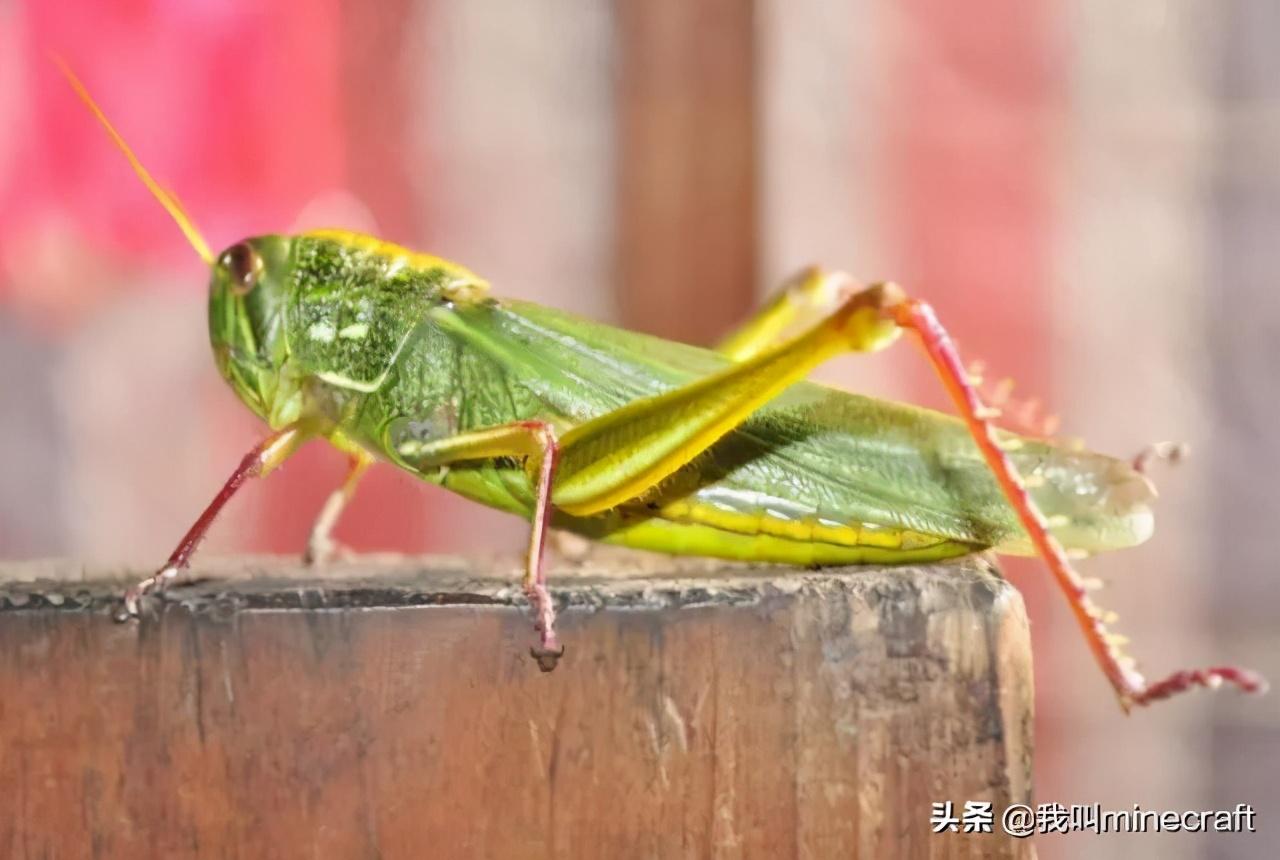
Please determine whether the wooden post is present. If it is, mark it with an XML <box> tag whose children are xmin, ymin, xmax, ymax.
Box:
<box><xmin>0</xmin><ymin>556</ymin><xmax>1034</xmax><ymax>858</ymax></box>
<box><xmin>615</xmin><ymin>0</ymin><xmax>760</xmax><ymax>345</ymax></box>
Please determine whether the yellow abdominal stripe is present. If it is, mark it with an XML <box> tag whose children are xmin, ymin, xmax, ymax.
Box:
<box><xmin>657</xmin><ymin>498</ymin><xmax>946</xmax><ymax>551</ymax></box>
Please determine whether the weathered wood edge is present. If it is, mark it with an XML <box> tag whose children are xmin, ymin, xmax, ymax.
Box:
<box><xmin>0</xmin><ymin>553</ymin><xmax>1013</xmax><ymax>617</ymax></box>
<box><xmin>0</xmin><ymin>553</ymin><xmax>1036</xmax><ymax>857</ymax></box>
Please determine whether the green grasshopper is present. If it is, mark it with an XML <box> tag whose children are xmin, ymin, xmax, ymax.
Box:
<box><xmin>61</xmin><ymin>63</ymin><xmax>1264</xmax><ymax>709</ymax></box>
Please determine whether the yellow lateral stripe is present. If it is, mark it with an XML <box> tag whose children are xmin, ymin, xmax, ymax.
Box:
<box><xmin>600</xmin><ymin>516</ymin><xmax>973</xmax><ymax>566</ymax></box>
<box><xmin>659</xmin><ymin>498</ymin><xmax>948</xmax><ymax>551</ymax></box>
<box><xmin>304</xmin><ymin>229</ymin><xmax>489</xmax><ymax>298</ymax></box>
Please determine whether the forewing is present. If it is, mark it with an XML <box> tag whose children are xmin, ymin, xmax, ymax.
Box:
<box><xmin>439</xmin><ymin>300</ymin><xmax>1154</xmax><ymax>553</ymax></box>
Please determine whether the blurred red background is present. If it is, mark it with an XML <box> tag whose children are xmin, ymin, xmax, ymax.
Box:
<box><xmin>1</xmin><ymin>3</ymin><xmax>1275</xmax><ymax>858</ymax></box>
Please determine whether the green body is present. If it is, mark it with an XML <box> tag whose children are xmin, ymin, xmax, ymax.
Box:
<box><xmin>209</xmin><ymin>232</ymin><xmax>1155</xmax><ymax>566</ymax></box>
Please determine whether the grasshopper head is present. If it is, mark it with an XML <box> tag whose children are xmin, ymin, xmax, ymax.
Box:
<box><xmin>208</xmin><ymin>235</ymin><xmax>297</xmax><ymax>423</ymax></box>
<box><xmin>57</xmin><ymin>64</ymin><xmax>304</xmax><ymax>427</ymax></box>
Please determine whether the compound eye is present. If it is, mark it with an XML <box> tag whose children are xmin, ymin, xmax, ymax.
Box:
<box><xmin>221</xmin><ymin>242</ymin><xmax>263</xmax><ymax>295</ymax></box>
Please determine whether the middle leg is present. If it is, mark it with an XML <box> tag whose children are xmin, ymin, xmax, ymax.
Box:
<box><xmin>304</xmin><ymin>450</ymin><xmax>374</xmax><ymax>565</ymax></box>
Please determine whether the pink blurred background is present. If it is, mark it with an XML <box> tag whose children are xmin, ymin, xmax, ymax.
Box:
<box><xmin>1</xmin><ymin>2</ymin><xmax>1276</xmax><ymax>857</ymax></box>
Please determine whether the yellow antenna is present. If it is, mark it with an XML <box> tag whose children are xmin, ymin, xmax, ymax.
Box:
<box><xmin>53</xmin><ymin>57</ymin><xmax>215</xmax><ymax>265</ymax></box>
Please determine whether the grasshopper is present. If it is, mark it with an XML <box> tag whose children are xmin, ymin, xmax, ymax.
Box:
<box><xmin>60</xmin><ymin>63</ymin><xmax>1264</xmax><ymax>709</ymax></box>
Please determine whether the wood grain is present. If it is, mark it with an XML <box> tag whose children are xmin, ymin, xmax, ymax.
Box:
<box><xmin>0</xmin><ymin>555</ymin><xmax>1034</xmax><ymax>859</ymax></box>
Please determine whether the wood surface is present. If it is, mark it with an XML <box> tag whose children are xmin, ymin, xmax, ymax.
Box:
<box><xmin>0</xmin><ymin>554</ymin><xmax>1035</xmax><ymax>859</ymax></box>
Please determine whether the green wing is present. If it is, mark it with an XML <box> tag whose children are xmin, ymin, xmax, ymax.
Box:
<box><xmin>432</xmin><ymin>298</ymin><xmax>1154</xmax><ymax>556</ymax></box>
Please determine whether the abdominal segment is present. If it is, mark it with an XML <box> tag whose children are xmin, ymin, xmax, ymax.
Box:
<box><xmin>589</xmin><ymin>494</ymin><xmax>980</xmax><ymax>566</ymax></box>
<box><xmin>430</xmin><ymin>461</ymin><xmax>980</xmax><ymax>567</ymax></box>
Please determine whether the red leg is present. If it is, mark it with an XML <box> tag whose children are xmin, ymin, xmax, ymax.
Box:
<box><xmin>521</xmin><ymin>421</ymin><xmax>564</xmax><ymax>671</ymax></box>
<box><xmin>888</xmin><ymin>297</ymin><xmax>1267</xmax><ymax>710</ymax></box>
<box><xmin>396</xmin><ymin>419</ymin><xmax>564</xmax><ymax>670</ymax></box>
<box><xmin>116</xmin><ymin>425</ymin><xmax>305</xmax><ymax>621</ymax></box>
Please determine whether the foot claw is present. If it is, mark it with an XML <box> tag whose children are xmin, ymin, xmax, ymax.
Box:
<box><xmin>114</xmin><ymin>584</ymin><xmax>145</xmax><ymax>623</ymax></box>
<box><xmin>304</xmin><ymin>533</ymin><xmax>356</xmax><ymax>566</ymax></box>
<box><xmin>115</xmin><ymin>566</ymin><xmax>179</xmax><ymax>622</ymax></box>
<box><xmin>530</xmin><ymin>644</ymin><xmax>565</xmax><ymax>673</ymax></box>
